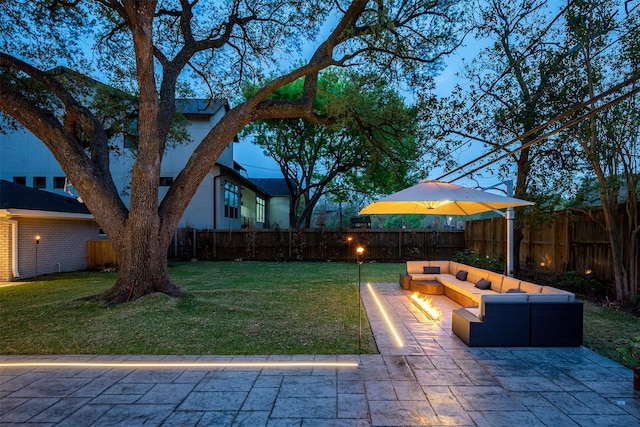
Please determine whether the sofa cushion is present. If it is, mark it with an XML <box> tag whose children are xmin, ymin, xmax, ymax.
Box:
<box><xmin>423</xmin><ymin>266</ymin><xmax>441</xmax><ymax>274</ymax></box>
<box><xmin>455</xmin><ymin>270</ymin><xmax>468</xmax><ymax>281</ymax></box>
<box><xmin>429</xmin><ymin>260</ymin><xmax>451</xmax><ymax>273</ymax></box>
<box><xmin>541</xmin><ymin>286</ymin><xmax>575</xmax><ymax>302</ymax></box>
<box><xmin>485</xmin><ymin>272</ymin><xmax>505</xmax><ymax>291</ymax></box>
<box><xmin>500</xmin><ymin>276</ymin><xmax>520</xmax><ymax>293</ymax></box>
<box><xmin>475</xmin><ymin>278</ymin><xmax>491</xmax><ymax>290</ymax></box>
<box><xmin>406</xmin><ymin>261</ymin><xmax>430</xmax><ymax>275</ymax></box>
<box><xmin>519</xmin><ymin>281</ymin><xmax>543</xmax><ymax>293</ymax></box>
<box><xmin>505</xmin><ymin>288</ymin><xmax>525</xmax><ymax>293</ymax></box>
<box><xmin>528</xmin><ymin>293</ymin><xmax>570</xmax><ymax>302</ymax></box>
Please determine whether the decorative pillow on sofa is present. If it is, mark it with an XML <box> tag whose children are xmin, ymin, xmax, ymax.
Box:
<box><xmin>423</xmin><ymin>266</ymin><xmax>441</xmax><ymax>274</ymax></box>
<box><xmin>506</xmin><ymin>288</ymin><xmax>525</xmax><ymax>293</ymax></box>
<box><xmin>475</xmin><ymin>278</ymin><xmax>491</xmax><ymax>290</ymax></box>
<box><xmin>455</xmin><ymin>270</ymin><xmax>468</xmax><ymax>281</ymax></box>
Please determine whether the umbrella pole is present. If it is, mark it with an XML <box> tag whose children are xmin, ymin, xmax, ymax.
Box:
<box><xmin>506</xmin><ymin>207</ymin><xmax>514</xmax><ymax>277</ymax></box>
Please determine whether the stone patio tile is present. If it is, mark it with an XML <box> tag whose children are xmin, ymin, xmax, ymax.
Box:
<box><xmin>496</xmin><ymin>375</ymin><xmax>564</xmax><ymax>392</ymax></box>
<box><xmin>118</xmin><ymin>369</ymin><xmax>182</xmax><ymax>384</ymax></box>
<box><xmin>90</xmin><ymin>392</ymin><xmax>142</xmax><ymax>404</ymax></box>
<box><xmin>450</xmin><ymin>385</ymin><xmax>527</xmax><ymax>412</ymax></box>
<box><xmin>195</xmin><ymin>411</ymin><xmax>236</xmax><ymax>426</ymax></box>
<box><xmin>278</xmin><ymin>376</ymin><xmax>336</xmax><ymax>398</ymax></box>
<box><xmin>241</xmin><ymin>386</ymin><xmax>279</xmax><ymax>411</ymax></box>
<box><xmin>413</xmin><ymin>368</ymin><xmax>473</xmax><ymax>386</ymax></box>
<box><xmin>570</xmin><ymin>390</ymin><xmax>631</xmax><ymax>415</ymax></box>
<box><xmin>68</xmin><ymin>374</ymin><xmax>128</xmax><ymax>398</ymax></box>
<box><xmin>338</xmin><ymin>365</ymin><xmax>390</xmax><ymax>382</ymax></box>
<box><xmin>538</xmin><ymin>391</ymin><xmax>595</xmax><ymax>416</ymax></box>
<box><xmin>29</xmin><ymin>397</ymin><xmax>91</xmax><ymax>423</ymax></box>
<box><xmin>392</xmin><ymin>380</ymin><xmax>425</xmax><ymax>401</ymax></box>
<box><xmin>569</xmin><ymin>414</ymin><xmax>640</xmax><ymax>426</ymax></box>
<box><xmin>404</xmin><ymin>355</ymin><xmax>435</xmax><ymax>370</ymax></box>
<box><xmin>178</xmin><ymin>391</ymin><xmax>248</xmax><ymax>411</ymax></box>
<box><xmin>426</xmin><ymin>355</ymin><xmax>458</xmax><ymax>369</ymax></box>
<box><xmin>0</xmin><ymin>396</ymin><xmax>28</xmax><ymax>415</ymax></box>
<box><xmin>302</xmin><ymin>418</ymin><xmax>371</xmax><ymax>426</ymax></box>
<box><xmin>0</xmin><ymin>397</ymin><xmax>59</xmax><ymax>423</ymax></box>
<box><xmin>466</xmin><ymin>409</ymin><xmax>545</xmax><ymax>427</ymax></box>
<box><xmin>194</xmin><ymin>370</ymin><xmax>259</xmax><ymax>392</ymax></box>
<box><xmin>137</xmin><ymin>383</ymin><xmax>195</xmax><ymax>404</ymax></box>
<box><xmin>271</xmin><ymin>397</ymin><xmax>336</xmax><ymax>419</ymax></box>
<box><xmin>364</xmin><ymin>380</ymin><xmax>395</xmax><ymax>401</ymax></box>
<box><xmin>6</xmin><ymin>377</ymin><xmax>91</xmax><ymax>398</ymax></box>
<box><xmin>430</xmin><ymin>401</ymin><xmax>475</xmax><ymax>426</ymax></box>
<box><xmin>173</xmin><ymin>370</ymin><xmax>209</xmax><ymax>384</ymax></box>
<box><xmin>266</xmin><ymin>418</ymin><xmax>304</xmax><ymax>427</ymax></box>
<box><xmin>382</xmin><ymin>355</ymin><xmax>415</xmax><ymax>380</ymax></box>
<box><xmin>254</xmin><ymin>374</ymin><xmax>283</xmax><ymax>388</ymax></box>
<box><xmin>55</xmin><ymin>404</ymin><xmax>112</xmax><ymax>427</ymax></box>
<box><xmin>232</xmin><ymin>410</ymin><xmax>271</xmax><ymax>427</ymax></box>
<box><xmin>338</xmin><ymin>393</ymin><xmax>369</xmax><ymax>419</ymax></box>
<box><xmin>103</xmin><ymin>382</ymin><xmax>154</xmax><ymax>396</ymax></box>
<box><xmin>161</xmin><ymin>410</ymin><xmax>204</xmax><ymax>426</ymax></box>
<box><xmin>583</xmin><ymin>380</ymin><xmax>637</xmax><ymax>397</ymax></box>
<box><xmin>338</xmin><ymin>379</ymin><xmax>365</xmax><ymax>394</ymax></box>
<box><xmin>368</xmin><ymin>399</ymin><xmax>437</xmax><ymax>426</ymax></box>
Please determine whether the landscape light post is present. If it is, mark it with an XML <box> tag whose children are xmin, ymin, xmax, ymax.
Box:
<box><xmin>356</xmin><ymin>246</ymin><xmax>364</xmax><ymax>351</ymax></box>
<box><xmin>34</xmin><ymin>235</ymin><xmax>40</xmax><ymax>282</ymax></box>
<box><xmin>346</xmin><ymin>236</ymin><xmax>352</xmax><ymax>284</ymax></box>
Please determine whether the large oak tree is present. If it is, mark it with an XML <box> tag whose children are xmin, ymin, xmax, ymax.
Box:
<box><xmin>0</xmin><ymin>0</ymin><xmax>463</xmax><ymax>303</ymax></box>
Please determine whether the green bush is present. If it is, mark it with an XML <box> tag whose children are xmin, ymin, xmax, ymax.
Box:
<box><xmin>453</xmin><ymin>250</ymin><xmax>505</xmax><ymax>273</ymax></box>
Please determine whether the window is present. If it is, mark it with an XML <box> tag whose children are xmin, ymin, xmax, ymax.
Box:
<box><xmin>256</xmin><ymin>196</ymin><xmax>266</xmax><ymax>223</ymax></box>
<box><xmin>33</xmin><ymin>176</ymin><xmax>46</xmax><ymax>189</ymax></box>
<box><xmin>159</xmin><ymin>177</ymin><xmax>173</xmax><ymax>186</ymax></box>
<box><xmin>224</xmin><ymin>181</ymin><xmax>239</xmax><ymax>219</ymax></box>
<box><xmin>13</xmin><ymin>176</ymin><xmax>26</xmax><ymax>185</ymax></box>
<box><xmin>53</xmin><ymin>176</ymin><xmax>66</xmax><ymax>189</ymax></box>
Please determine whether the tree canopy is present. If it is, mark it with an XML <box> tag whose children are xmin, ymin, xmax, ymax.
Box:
<box><xmin>0</xmin><ymin>0</ymin><xmax>465</xmax><ymax>302</ymax></box>
<box><xmin>243</xmin><ymin>70</ymin><xmax>420</xmax><ymax>227</ymax></box>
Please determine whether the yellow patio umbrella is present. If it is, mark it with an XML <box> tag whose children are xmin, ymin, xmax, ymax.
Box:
<box><xmin>359</xmin><ymin>180</ymin><xmax>535</xmax><ymax>276</ymax></box>
<box><xmin>359</xmin><ymin>180</ymin><xmax>534</xmax><ymax>216</ymax></box>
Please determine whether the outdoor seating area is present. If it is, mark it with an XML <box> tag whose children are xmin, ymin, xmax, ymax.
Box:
<box><xmin>401</xmin><ymin>260</ymin><xmax>584</xmax><ymax>347</ymax></box>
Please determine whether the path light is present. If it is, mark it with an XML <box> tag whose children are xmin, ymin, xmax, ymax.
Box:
<box><xmin>346</xmin><ymin>236</ymin><xmax>353</xmax><ymax>284</ymax></box>
<box><xmin>34</xmin><ymin>235</ymin><xmax>40</xmax><ymax>282</ymax></box>
<box><xmin>356</xmin><ymin>246</ymin><xmax>364</xmax><ymax>351</ymax></box>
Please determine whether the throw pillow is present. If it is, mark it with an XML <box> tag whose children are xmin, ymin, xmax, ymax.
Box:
<box><xmin>475</xmin><ymin>278</ymin><xmax>491</xmax><ymax>290</ymax></box>
<box><xmin>506</xmin><ymin>288</ymin><xmax>525</xmax><ymax>293</ymax></box>
<box><xmin>455</xmin><ymin>270</ymin><xmax>468</xmax><ymax>281</ymax></box>
<box><xmin>423</xmin><ymin>266</ymin><xmax>441</xmax><ymax>274</ymax></box>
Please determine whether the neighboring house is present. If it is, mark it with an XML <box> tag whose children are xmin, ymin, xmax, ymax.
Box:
<box><xmin>249</xmin><ymin>178</ymin><xmax>291</xmax><ymax>229</ymax></box>
<box><xmin>0</xmin><ymin>69</ymin><xmax>290</xmax><ymax>232</ymax></box>
<box><xmin>0</xmin><ymin>180</ymin><xmax>101</xmax><ymax>281</ymax></box>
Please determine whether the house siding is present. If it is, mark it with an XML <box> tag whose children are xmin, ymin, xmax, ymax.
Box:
<box><xmin>15</xmin><ymin>217</ymin><xmax>101</xmax><ymax>279</ymax></box>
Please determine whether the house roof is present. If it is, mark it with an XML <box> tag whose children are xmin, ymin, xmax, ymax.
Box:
<box><xmin>249</xmin><ymin>178</ymin><xmax>290</xmax><ymax>197</ymax></box>
<box><xmin>176</xmin><ymin>99</ymin><xmax>228</xmax><ymax>117</ymax></box>
<box><xmin>0</xmin><ymin>180</ymin><xmax>91</xmax><ymax>215</ymax></box>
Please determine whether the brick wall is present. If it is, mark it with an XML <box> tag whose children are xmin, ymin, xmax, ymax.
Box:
<box><xmin>15</xmin><ymin>217</ymin><xmax>101</xmax><ymax>279</ymax></box>
<box><xmin>0</xmin><ymin>221</ymin><xmax>12</xmax><ymax>281</ymax></box>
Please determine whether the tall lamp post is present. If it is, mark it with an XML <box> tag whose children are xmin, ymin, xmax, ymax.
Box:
<box><xmin>34</xmin><ymin>235</ymin><xmax>40</xmax><ymax>282</ymax></box>
<box><xmin>346</xmin><ymin>236</ymin><xmax>353</xmax><ymax>284</ymax></box>
<box><xmin>356</xmin><ymin>246</ymin><xmax>364</xmax><ymax>351</ymax></box>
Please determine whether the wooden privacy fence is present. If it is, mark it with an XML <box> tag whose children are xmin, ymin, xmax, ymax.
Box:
<box><xmin>169</xmin><ymin>228</ymin><xmax>465</xmax><ymax>262</ymax></box>
<box><xmin>87</xmin><ymin>240</ymin><xmax>117</xmax><ymax>270</ymax></box>
<box><xmin>465</xmin><ymin>204</ymin><xmax>637</xmax><ymax>283</ymax></box>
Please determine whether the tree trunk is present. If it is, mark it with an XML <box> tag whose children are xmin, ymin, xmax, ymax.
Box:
<box><xmin>94</xmin><ymin>224</ymin><xmax>185</xmax><ymax>305</ymax></box>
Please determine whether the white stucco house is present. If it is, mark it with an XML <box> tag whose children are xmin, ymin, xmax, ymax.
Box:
<box><xmin>0</xmin><ymin>69</ymin><xmax>291</xmax><ymax>280</ymax></box>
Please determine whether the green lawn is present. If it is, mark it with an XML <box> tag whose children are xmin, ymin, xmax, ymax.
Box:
<box><xmin>1</xmin><ymin>261</ymin><xmax>637</xmax><ymax>367</ymax></box>
<box><xmin>0</xmin><ymin>261</ymin><xmax>402</xmax><ymax>355</ymax></box>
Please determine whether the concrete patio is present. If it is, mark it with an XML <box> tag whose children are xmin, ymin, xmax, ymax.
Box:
<box><xmin>1</xmin><ymin>282</ymin><xmax>638</xmax><ymax>426</ymax></box>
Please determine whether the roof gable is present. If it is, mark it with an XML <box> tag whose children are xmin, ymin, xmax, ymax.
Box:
<box><xmin>0</xmin><ymin>180</ymin><xmax>91</xmax><ymax>215</ymax></box>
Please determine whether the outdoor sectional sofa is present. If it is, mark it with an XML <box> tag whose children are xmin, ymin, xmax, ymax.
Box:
<box><xmin>402</xmin><ymin>260</ymin><xmax>583</xmax><ymax>347</ymax></box>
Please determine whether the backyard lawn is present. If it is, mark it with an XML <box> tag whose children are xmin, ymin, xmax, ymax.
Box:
<box><xmin>1</xmin><ymin>261</ymin><xmax>637</xmax><ymax>367</ymax></box>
